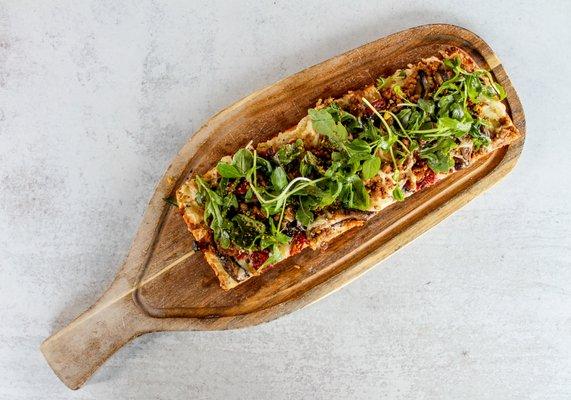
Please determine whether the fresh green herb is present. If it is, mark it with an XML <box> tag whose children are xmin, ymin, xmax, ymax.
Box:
<box><xmin>295</xmin><ymin>198</ymin><xmax>314</xmax><ymax>227</ymax></box>
<box><xmin>351</xmin><ymin>177</ymin><xmax>371</xmax><ymax>210</ymax></box>
<box><xmin>244</xmin><ymin>187</ymin><xmax>254</xmax><ymax>201</ymax></box>
<box><xmin>232</xmin><ymin>214</ymin><xmax>266</xmax><ymax>249</ymax></box>
<box><xmin>217</xmin><ymin>162</ymin><xmax>243</xmax><ymax>178</ymax></box>
<box><xmin>260</xmin><ymin>218</ymin><xmax>290</xmax><ymax>249</ymax></box>
<box><xmin>270</xmin><ymin>166</ymin><xmax>288</xmax><ymax>191</ymax></box>
<box><xmin>233</xmin><ymin>148</ymin><xmax>253</xmax><ymax>175</ymax></box>
<box><xmin>469</xmin><ymin>119</ymin><xmax>491</xmax><ymax>150</ymax></box>
<box><xmin>308</xmin><ymin>108</ymin><xmax>348</xmax><ymax>147</ymax></box>
<box><xmin>195</xmin><ymin>175</ymin><xmax>236</xmax><ymax>249</ymax></box>
<box><xmin>420</xmin><ymin>138</ymin><xmax>457</xmax><ymax>173</ymax></box>
<box><xmin>392</xmin><ymin>186</ymin><xmax>405</xmax><ymax>201</ymax></box>
<box><xmin>275</xmin><ymin>139</ymin><xmax>303</xmax><ymax>165</ymax></box>
<box><xmin>300</xmin><ymin>150</ymin><xmax>325</xmax><ymax>177</ymax></box>
<box><xmin>193</xmin><ymin>55</ymin><xmax>508</xmax><ymax>264</ymax></box>
<box><xmin>417</xmin><ymin>98</ymin><xmax>435</xmax><ymax>115</ymax></box>
<box><xmin>361</xmin><ymin>156</ymin><xmax>381</xmax><ymax>180</ymax></box>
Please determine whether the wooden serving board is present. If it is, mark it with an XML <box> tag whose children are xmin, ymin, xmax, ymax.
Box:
<box><xmin>41</xmin><ymin>24</ymin><xmax>525</xmax><ymax>389</ymax></box>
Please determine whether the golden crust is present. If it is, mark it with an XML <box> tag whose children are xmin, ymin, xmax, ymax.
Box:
<box><xmin>203</xmin><ymin>250</ymin><xmax>240</xmax><ymax>290</ymax></box>
<box><xmin>307</xmin><ymin>209</ymin><xmax>373</xmax><ymax>249</ymax></box>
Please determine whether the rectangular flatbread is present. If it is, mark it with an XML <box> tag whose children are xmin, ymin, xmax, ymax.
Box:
<box><xmin>176</xmin><ymin>47</ymin><xmax>520</xmax><ymax>290</ymax></box>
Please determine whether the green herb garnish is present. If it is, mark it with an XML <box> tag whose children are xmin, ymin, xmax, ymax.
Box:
<box><xmin>194</xmin><ymin>56</ymin><xmax>506</xmax><ymax>262</ymax></box>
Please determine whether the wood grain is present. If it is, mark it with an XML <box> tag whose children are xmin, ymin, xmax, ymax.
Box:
<box><xmin>40</xmin><ymin>24</ymin><xmax>525</xmax><ymax>390</ymax></box>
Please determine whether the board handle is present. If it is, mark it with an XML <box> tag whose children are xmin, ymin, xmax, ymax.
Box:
<box><xmin>41</xmin><ymin>289</ymin><xmax>148</xmax><ymax>390</ymax></box>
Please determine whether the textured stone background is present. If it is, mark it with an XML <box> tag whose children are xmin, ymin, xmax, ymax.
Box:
<box><xmin>1</xmin><ymin>1</ymin><xmax>570</xmax><ymax>399</ymax></box>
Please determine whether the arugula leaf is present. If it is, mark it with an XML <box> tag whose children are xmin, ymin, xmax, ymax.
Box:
<box><xmin>469</xmin><ymin>119</ymin><xmax>491</xmax><ymax>150</ymax></box>
<box><xmin>300</xmin><ymin>151</ymin><xmax>325</xmax><ymax>177</ymax></box>
<box><xmin>299</xmin><ymin>159</ymin><xmax>311</xmax><ymax>177</ymax></box>
<box><xmin>351</xmin><ymin>176</ymin><xmax>371</xmax><ymax>210</ymax></box>
<box><xmin>466</xmin><ymin>74</ymin><xmax>483</xmax><ymax>101</ymax></box>
<box><xmin>397</xmin><ymin>108</ymin><xmax>412</xmax><ymax>125</ymax></box>
<box><xmin>231</xmin><ymin>214</ymin><xmax>266</xmax><ymax>249</ymax></box>
<box><xmin>195</xmin><ymin>176</ymin><xmax>221</xmax><ymax>206</ymax></box>
<box><xmin>270</xmin><ymin>166</ymin><xmax>288</xmax><ymax>191</ymax></box>
<box><xmin>418</xmin><ymin>98</ymin><xmax>435</xmax><ymax>115</ymax></box>
<box><xmin>437</xmin><ymin>117</ymin><xmax>471</xmax><ymax>136</ymax></box>
<box><xmin>443</xmin><ymin>57</ymin><xmax>461</xmax><ymax>72</ymax></box>
<box><xmin>426</xmin><ymin>153</ymin><xmax>454</xmax><ymax>173</ymax></box>
<box><xmin>361</xmin><ymin>156</ymin><xmax>381</xmax><ymax>180</ymax></box>
<box><xmin>196</xmin><ymin>175</ymin><xmax>236</xmax><ymax>248</ymax></box>
<box><xmin>420</xmin><ymin>138</ymin><xmax>457</xmax><ymax>173</ymax></box>
<box><xmin>218</xmin><ymin>229</ymin><xmax>231</xmax><ymax>249</ymax></box>
<box><xmin>307</xmin><ymin>180</ymin><xmax>341</xmax><ymax>209</ymax></box>
<box><xmin>449</xmin><ymin>103</ymin><xmax>465</xmax><ymax>120</ymax></box>
<box><xmin>223</xmin><ymin>193</ymin><xmax>238</xmax><ymax>209</ymax></box>
<box><xmin>259</xmin><ymin>244</ymin><xmax>282</xmax><ymax>270</ymax></box>
<box><xmin>269</xmin><ymin>218</ymin><xmax>291</xmax><ymax>243</ymax></box>
<box><xmin>398</xmin><ymin>108</ymin><xmax>424</xmax><ymax>131</ymax></box>
<box><xmin>360</xmin><ymin>119</ymin><xmax>381</xmax><ymax>141</ymax></box>
<box><xmin>334</xmin><ymin>122</ymin><xmax>349</xmax><ymax>143</ymax></box>
<box><xmin>437</xmin><ymin>94</ymin><xmax>455</xmax><ymax>117</ymax></box>
<box><xmin>296</xmin><ymin>198</ymin><xmax>314</xmax><ymax>227</ymax></box>
<box><xmin>259</xmin><ymin>218</ymin><xmax>291</xmax><ymax>252</ymax></box>
<box><xmin>261</xmin><ymin>200</ymin><xmax>283</xmax><ymax>217</ymax></box>
<box><xmin>492</xmin><ymin>82</ymin><xmax>506</xmax><ymax>100</ymax></box>
<box><xmin>255</xmin><ymin>156</ymin><xmax>273</xmax><ymax>174</ymax></box>
<box><xmin>309</xmin><ymin>108</ymin><xmax>348</xmax><ymax>146</ymax></box>
<box><xmin>392</xmin><ymin>186</ymin><xmax>405</xmax><ymax>201</ymax></box>
<box><xmin>309</xmin><ymin>108</ymin><xmax>336</xmax><ymax>137</ymax></box>
<box><xmin>341</xmin><ymin>175</ymin><xmax>370</xmax><ymax>211</ymax></box>
<box><xmin>233</xmin><ymin>149</ymin><xmax>253</xmax><ymax>175</ymax></box>
<box><xmin>340</xmin><ymin>111</ymin><xmax>362</xmax><ymax>133</ymax></box>
<box><xmin>275</xmin><ymin>139</ymin><xmax>303</xmax><ymax>165</ymax></box>
<box><xmin>217</xmin><ymin>162</ymin><xmax>243</xmax><ymax>178</ymax></box>
<box><xmin>245</xmin><ymin>187</ymin><xmax>253</xmax><ymax>201</ymax></box>
<box><xmin>323</xmin><ymin>102</ymin><xmax>342</xmax><ymax>122</ymax></box>
<box><xmin>392</xmin><ymin>85</ymin><xmax>407</xmax><ymax>100</ymax></box>
<box><xmin>346</xmin><ymin>139</ymin><xmax>372</xmax><ymax>161</ymax></box>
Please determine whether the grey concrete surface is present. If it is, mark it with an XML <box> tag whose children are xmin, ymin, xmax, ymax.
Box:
<box><xmin>1</xmin><ymin>1</ymin><xmax>570</xmax><ymax>399</ymax></box>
